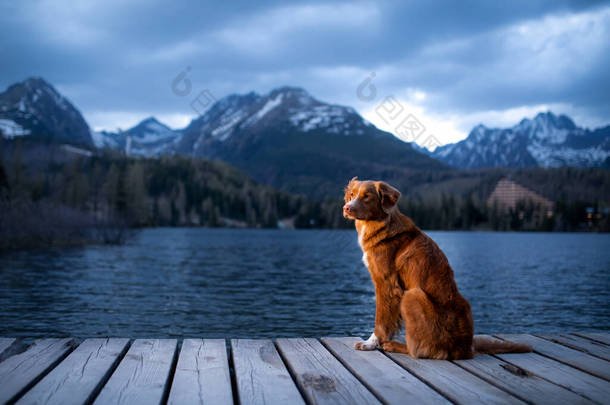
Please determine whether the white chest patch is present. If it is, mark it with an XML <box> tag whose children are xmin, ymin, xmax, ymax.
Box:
<box><xmin>362</xmin><ymin>252</ymin><xmax>369</xmax><ymax>267</ymax></box>
<box><xmin>358</xmin><ymin>225</ymin><xmax>365</xmax><ymax>248</ymax></box>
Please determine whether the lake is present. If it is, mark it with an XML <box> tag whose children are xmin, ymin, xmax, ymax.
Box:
<box><xmin>1</xmin><ymin>228</ymin><xmax>608</xmax><ymax>339</ymax></box>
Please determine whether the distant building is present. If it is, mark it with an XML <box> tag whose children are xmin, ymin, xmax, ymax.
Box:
<box><xmin>487</xmin><ymin>178</ymin><xmax>553</xmax><ymax>214</ymax></box>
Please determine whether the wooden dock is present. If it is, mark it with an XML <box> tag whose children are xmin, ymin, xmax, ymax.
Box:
<box><xmin>0</xmin><ymin>333</ymin><xmax>609</xmax><ymax>404</ymax></box>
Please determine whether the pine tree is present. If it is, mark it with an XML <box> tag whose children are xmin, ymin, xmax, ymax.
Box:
<box><xmin>262</xmin><ymin>195</ymin><xmax>278</xmax><ymax>228</ymax></box>
<box><xmin>126</xmin><ymin>162</ymin><xmax>148</xmax><ymax>225</ymax></box>
<box><xmin>90</xmin><ymin>162</ymin><xmax>105</xmax><ymax>214</ymax></box>
<box><xmin>103</xmin><ymin>163</ymin><xmax>127</xmax><ymax>218</ymax></box>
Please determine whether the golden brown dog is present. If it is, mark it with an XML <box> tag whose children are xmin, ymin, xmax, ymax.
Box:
<box><xmin>343</xmin><ymin>177</ymin><xmax>532</xmax><ymax>359</ymax></box>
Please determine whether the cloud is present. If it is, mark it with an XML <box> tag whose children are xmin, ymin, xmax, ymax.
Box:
<box><xmin>360</xmin><ymin>4</ymin><xmax>610</xmax><ymax>145</ymax></box>
<box><xmin>215</xmin><ymin>3</ymin><xmax>380</xmax><ymax>53</ymax></box>
<box><xmin>0</xmin><ymin>0</ymin><xmax>608</xmax><ymax>144</ymax></box>
<box><xmin>421</xmin><ymin>5</ymin><xmax>610</xmax><ymax>111</ymax></box>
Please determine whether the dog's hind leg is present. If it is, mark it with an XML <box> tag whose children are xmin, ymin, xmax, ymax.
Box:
<box><xmin>401</xmin><ymin>287</ymin><xmax>446</xmax><ymax>359</ymax></box>
<box><xmin>380</xmin><ymin>341</ymin><xmax>409</xmax><ymax>354</ymax></box>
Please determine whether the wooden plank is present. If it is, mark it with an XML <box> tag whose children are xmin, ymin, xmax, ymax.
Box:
<box><xmin>321</xmin><ymin>337</ymin><xmax>450</xmax><ymax>405</ymax></box>
<box><xmin>231</xmin><ymin>339</ymin><xmax>304</xmax><ymax>405</ymax></box>
<box><xmin>276</xmin><ymin>338</ymin><xmax>380</xmax><ymax>405</ymax></box>
<box><xmin>0</xmin><ymin>338</ymin><xmax>16</xmax><ymax>356</ymax></box>
<box><xmin>16</xmin><ymin>338</ymin><xmax>129</xmax><ymax>405</ymax></box>
<box><xmin>454</xmin><ymin>353</ymin><xmax>595</xmax><ymax>404</ymax></box>
<box><xmin>535</xmin><ymin>334</ymin><xmax>610</xmax><ymax>361</ymax></box>
<box><xmin>495</xmin><ymin>352</ymin><xmax>610</xmax><ymax>405</ymax></box>
<box><xmin>168</xmin><ymin>339</ymin><xmax>233</xmax><ymax>405</ymax></box>
<box><xmin>495</xmin><ymin>334</ymin><xmax>610</xmax><ymax>381</ymax></box>
<box><xmin>0</xmin><ymin>338</ymin><xmax>22</xmax><ymax>362</ymax></box>
<box><xmin>386</xmin><ymin>352</ymin><xmax>525</xmax><ymax>404</ymax></box>
<box><xmin>0</xmin><ymin>338</ymin><xmax>75</xmax><ymax>404</ymax></box>
<box><xmin>93</xmin><ymin>339</ymin><xmax>177</xmax><ymax>405</ymax></box>
<box><xmin>573</xmin><ymin>332</ymin><xmax>610</xmax><ymax>346</ymax></box>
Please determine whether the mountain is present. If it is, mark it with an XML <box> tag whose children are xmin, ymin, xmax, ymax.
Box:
<box><xmin>91</xmin><ymin>129</ymin><xmax>124</xmax><ymax>150</ymax></box>
<box><xmin>432</xmin><ymin>112</ymin><xmax>610</xmax><ymax>169</ymax></box>
<box><xmin>0</xmin><ymin>78</ymin><xmax>445</xmax><ymax>196</ymax></box>
<box><xmin>0</xmin><ymin>77</ymin><xmax>93</xmax><ymax>148</ymax></box>
<box><xmin>93</xmin><ymin>117</ymin><xmax>182</xmax><ymax>157</ymax></box>
<box><xmin>175</xmin><ymin>86</ymin><xmax>446</xmax><ymax>195</ymax></box>
<box><xmin>176</xmin><ymin>87</ymin><xmax>376</xmax><ymax>155</ymax></box>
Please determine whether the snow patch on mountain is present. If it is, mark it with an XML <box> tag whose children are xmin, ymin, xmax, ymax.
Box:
<box><xmin>91</xmin><ymin>130</ymin><xmax>121</xmax><ymax>149</ymax></box>
<box><xmin>190</xmin><ymin>93</ymin><xmax>262</xmax><ymax>142</ymax></box>
<box><xmin>210</xmin><ymin>109</ymin><xmax>248</xmax><ymax>140</ymax></box>
<box><xmin>253</xmin><ymin>93</ymin><xmax>283</xmax><ymax>121</ymax></box>
<box><xmin>0</xmin><ymin>119</ymin><xmax>30</xmax><ymax>138</ymax></box>
<box><xmin>290</xmin><ymin>105</ymin><xmax>365</xmax><ymax>135</ymax></box>
<box><xmin>527</xmin><ymin>143</ymin><xmax>609</xmax><ymax>168</ymax></box>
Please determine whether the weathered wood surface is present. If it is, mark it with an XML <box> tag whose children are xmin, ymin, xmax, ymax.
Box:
<box><xmin>535</xmin><ymin>333</ymin><xmax>610</xmax><ymax>361</ymax></box>
<box><xmin>495</xmin><ymin>350</ymin><xmax>610</xmax><ymax>404</ymax></box>
<box><xmin>168</xmin><ymin>339</ymin><xmax>233</xmax><ymax>405</ymax></box>
<box><xmin>321</xmin><ymin>337</ymin><xmax>450</xmax><ymax>405</ymax></box>
<box><xmin>387</xmin><ymin>350</ymin><xmax>526</xmax><ymax>405</ymax></box>
<box><xmin>0</xmin><ymin>338</ymin><xmax>21</xmax><ymax>362</ymax></box>
<box><xmin>0</xmin><ymin>338</ymin><xmax>75</xmax><ymax>404</ymax></box>
<box><xmin>93</xmin><ymin>339</ymin><xmax>177</xmax><ymax>405</ymax></box>
<box><xmin>455</xmin><ymin>336</ymin><xmax>595</xmax><ymax>405</ymax></box>
<box><xmin>495</xmin><ymin>333</ymin><xmax>610</xmax><ymax>381</ymax></box>
<box><xmin>0</xmin><ymin>333</ymin><xmax>608</xmax><ymax>404</ymax></box>
<box><xmin>574</xmin><ymin>332</ymin><xmax>610</xmax><ymax>346</ymax></box>
<box><xmin>276</xmin><ymin>338</ymin><xmax>381</xmax><ymax>405</ymax></box>
<box><xmin>16</xmin><ymin>338</ymin><xmax>129</xmax><ymax>405</ymax></box>
<box><xmin>231</xmin><ymin>339</ymin><xmax>304</xmax><ymax>405</ymax></box>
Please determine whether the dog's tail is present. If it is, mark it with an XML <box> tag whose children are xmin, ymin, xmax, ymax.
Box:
<box><xmin>473</xmin><ymin>336</ymin><xmax>532</xmax><ymax>354</ymax></box>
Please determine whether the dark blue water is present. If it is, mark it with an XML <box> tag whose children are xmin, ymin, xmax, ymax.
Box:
<box><xmin>0</xmin><ymin>229</ymin><xmax>608</xmax><ymax>339</ymax></box>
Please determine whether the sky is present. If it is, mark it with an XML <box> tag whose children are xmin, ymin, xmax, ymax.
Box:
<box><xmin>1</xmin><ymin>0</ymin><xmax>609</xmax><ymax>146</ymax></box>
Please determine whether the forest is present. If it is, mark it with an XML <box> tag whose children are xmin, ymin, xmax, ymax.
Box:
<box><xmin>1</xmin><ymin>141</ymin><xmax>608</xmax><ymax>251</ymax></box>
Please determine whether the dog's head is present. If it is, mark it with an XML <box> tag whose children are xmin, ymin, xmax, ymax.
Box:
<box><xmin>343</xmin><ymin>177</ymin><xmax>401</xmax><ymax>221</ymax></box>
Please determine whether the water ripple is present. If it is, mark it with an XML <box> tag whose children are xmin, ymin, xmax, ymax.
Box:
<box><xmin>0</xmin><ymin>229</ymin><xmax>608</xmax><ymax>338</ymax></box>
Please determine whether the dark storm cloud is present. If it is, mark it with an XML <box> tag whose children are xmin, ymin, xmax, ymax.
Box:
<box><xmin>1</xmin><ymin>0</ymin><xmax>608</xmax><ymax>133</ymax></box>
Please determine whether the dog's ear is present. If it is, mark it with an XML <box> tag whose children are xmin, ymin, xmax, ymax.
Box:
<box><xmin>375</xmin><ymin>181</ymin><xmax>401</xmax><ymax>213</ymax></box>
<box><xmin>344</xmin><ymin>176</ymin><xmax>358</xmax><ymax>201</ymax></box>
<box><xmin>347</xmin><ymin>176</ymin><xmax>358</xmax><ymax>188</ymax></box>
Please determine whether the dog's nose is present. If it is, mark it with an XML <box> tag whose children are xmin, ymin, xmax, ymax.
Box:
<box><xmin>343</xmin><ymin>205</ymin><xmax>352</xmax><ymax>214</ymax></box>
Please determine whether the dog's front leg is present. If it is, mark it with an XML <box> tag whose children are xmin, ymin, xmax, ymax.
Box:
<box><xmin>355</xmin><ymin>284</ymin><xmax>402</xmax><ymax>351</ymax></box>
<box><xmin>354</xmin><ymin>331</ymin><xmax>379</xmax><ymax>350</ymax></box>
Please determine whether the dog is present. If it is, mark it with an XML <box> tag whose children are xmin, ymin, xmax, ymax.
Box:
<box><xmin>343</xmin><ymin>177</ymin><xmax>532</xmax><ymax>359</ymax></box>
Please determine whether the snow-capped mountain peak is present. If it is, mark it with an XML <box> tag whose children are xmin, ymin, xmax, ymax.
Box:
<box><xmin>177</xmin><ymin>85</ymin><xmax>376</xmax><ymax>156</ymax></box>
<box><xmin>513</xmin><ymin>112</ymin><xmax>577</xmax><ymax>145</ymax></box>
<box><xmin>0</xmin><ymin>77</ymin><xmax>93</xmax><ymax>147</ymax></box>
<box><xmin>127</xmin><ymin>116</ymin><xmax>175</xmax><ymax>141</ymax></box>
<box><xmin>470</xmin><ymin>124</ymin><xmax>487</xmax><ymax>140</ymax></box>
<box><xmin>432</xmin><ymin>111</ymin><xmax>609</xmax><ymax>169</ymax></box>
<box><xmin>268</xmin><ymin>86</ymin><xmax>317</xmax><ymax>107</ymax></box>
<box><xmin>136</xmin><ymin>116</ymin><xmax>170</xmax><ymax>132</ymax></box>
<box><xmin>92</xmin><ymin>116</ymin><xmax>183</xmax><ymax>156</ymax></box>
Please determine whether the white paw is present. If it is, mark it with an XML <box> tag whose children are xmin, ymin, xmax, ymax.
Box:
<box><xmin>355</xmin><ymin>332</ymin><xmax>378</xmax><ymax>351</ymax></box>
